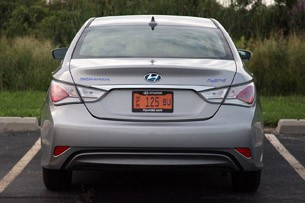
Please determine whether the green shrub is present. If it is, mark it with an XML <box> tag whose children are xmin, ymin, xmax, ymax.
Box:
<box><xmin>0</xmin><ymin>36</ymin><xmax>59</xmax><ymax>91</ymax></box>
<box><xmin>0</xmin><ymin>32</ymin><xmax>305</xmax><ymax>96</ymax></box>
<box><xmin>246</xmin><ymin>35</ymin><xmax>305</xmax><ymax>95</ymax></box>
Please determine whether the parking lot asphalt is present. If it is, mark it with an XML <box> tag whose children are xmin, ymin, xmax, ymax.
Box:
<box><xmin>0</xmin><ymin>131</ymin><xmax>305</xmax><ymax>203</ymax></box>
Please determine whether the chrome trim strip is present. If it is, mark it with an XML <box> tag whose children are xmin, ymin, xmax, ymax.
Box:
<box><xmin>91</xmin><ymin>85</ymin><xmax>214</xmax><ymax>92</ymax></box>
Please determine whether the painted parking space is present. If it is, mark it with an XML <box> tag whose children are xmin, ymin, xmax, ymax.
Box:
<box><xmin>266</xmin><ymin>134</ymin><xmax>305</xmax><ymax>181</ymax></box>
<box><xmin>275</xmin><ymin>134</ymin><xmax>305</xmax><ymax>169</ymax></box>
<box><xmin>0</xmin><ymin>131</ymin><xmax>87</xmax><ymax>203</ymax></box>
<box><xmin>0</xmin><ymin>131</ymin><xmax>305</xmax><ymax>202</ymax></box>
<box><xmin>0</xmin><ymin>132</ymin><xmax>39</xmax><ymax>181</ymax></box>
<box><xmin>260</xmin><ymin>135</ymin><xmax>305</xmax><ymax>201</ymax></box>
<box><xmin>0</xmin><ymin>138</ymin><xmax>40</xmax><ymax>193</ymax></box>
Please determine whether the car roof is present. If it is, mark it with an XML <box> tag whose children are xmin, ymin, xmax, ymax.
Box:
<box><xmin>89</xmin><ymin>15</ymin><xmax>217</xmax><ymax>28</ymax></box>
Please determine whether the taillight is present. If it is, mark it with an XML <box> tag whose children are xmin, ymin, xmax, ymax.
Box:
<box><xmin>50</xmin><ymin>81</ymin><xmax>79</xmax><ymax>104</ymax></box>
<box><xmin>200</xmin><ymin>88</ymin><xmax>228</xmax><ymax>103</ymax></box>
<box><xmin>50</xmin><ymin>83</ymin><xmax>70</xmax><ymax>102</ymax></box>
<box><xmin>235</xmin><ymin>148</ymin><xmax>252</xmax><ymax>159</ymax></box>
<box><xmin>50</xmin><ymin>81</ymin><xmax>105</xmax><ymax>105</ymax></box>
<box><xmin>77</xmin><ymin>86</ymin><xmax>106</xmax><ymax>102</ymax></box>
<box><xmin>227</xmin><ymin>83</ymin><xmax>255</xmax><ymax>105</ymax></box>
<box><xmin>200</xmin><ymin>82</ymin><xmax>255</xmax><ymax>106</ymax></box>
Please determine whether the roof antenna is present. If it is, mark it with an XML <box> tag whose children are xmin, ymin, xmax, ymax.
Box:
<box><xmin>148</xmin><ymin>16</ymin><xmax>157</xmax><ymax>30</ymax></box>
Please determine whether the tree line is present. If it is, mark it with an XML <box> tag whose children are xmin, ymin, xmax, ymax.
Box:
<box><xmin>1</xmin><ymin>0</ymin><xmax>305</xmax><ymax>46</ymax></box>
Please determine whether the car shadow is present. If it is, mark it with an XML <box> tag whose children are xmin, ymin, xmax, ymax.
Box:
<box><xmin>70</xmin><ymin>170</ymin><xmax>243</xmax><ymax>203</ymax></box>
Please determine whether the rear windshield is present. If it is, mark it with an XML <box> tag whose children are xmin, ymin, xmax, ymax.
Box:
<box><xmin>73</xmin><ymin>25</ymin><xmax>233</xmax><ymax>60</ymax></box>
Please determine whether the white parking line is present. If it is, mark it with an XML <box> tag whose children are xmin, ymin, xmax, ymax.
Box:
<box><xmin>0</xmin><ymin>138</ymin><xmax>41</xmax><ymax>193</ymax></box>
<box><xmin>265</xmin><ymin>134</ymin><xmax>305</xmax><ymax>181</ymax></box>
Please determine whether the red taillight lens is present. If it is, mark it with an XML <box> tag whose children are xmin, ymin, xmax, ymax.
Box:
<box><xmin>54</xmin><ymin>146</ymin><xmax>70</xmax><ymax>156</ymax></box>
<box><xmin>50</xmin><ymin>83</ymin><xmax>69</xmax><ymax>102</ymax></box>
<box><xmin>49</xmin><ymin>81</ymin><xmax>79</xmax><ymax>104</ymax></box>
<box><xmin>236</xmin><ymin>85</ymin><xmax>254</xmax><ymax>104</ymax></box>
<box><xmin>226</xmin><ymin>82</ymin><xmax>255</xmax><ymax>106</ymax></box>
<box><xmin>235</xmin><ymin>148</ymin><xmax>252</xmax><ymax>159</ymax></box>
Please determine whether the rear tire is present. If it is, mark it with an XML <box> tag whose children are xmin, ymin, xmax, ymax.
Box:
<box><xmin>42</xmin><ymin>168</ymin><xmax>72</xmax><ymax>190</ymax></box>
<box><xmin>231</xmin><ymin>170</ymin><xmax>261</xmax><ymax>192</ymax></box>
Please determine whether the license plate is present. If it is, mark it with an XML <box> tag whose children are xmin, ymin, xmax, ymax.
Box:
<box><xmin>132</xmin><ymin>91</ymin><xmax>173</xmax><ymax>113</ymax></box>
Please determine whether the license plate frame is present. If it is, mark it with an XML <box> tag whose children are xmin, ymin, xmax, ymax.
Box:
<box><xmin>132</xmin><ymin>91</ymin><xmax>173</xmax><ymax>113</ymax></box>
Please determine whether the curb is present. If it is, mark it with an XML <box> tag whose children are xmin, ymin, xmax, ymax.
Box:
<box><xmin>0</xmin><ymin>117</ymin><xmax>40</xmax><ymax>132</ymax></box>
<box><xmin>276</xmin><ymin>119</ymin><xmax>305</xmax><ymax>135</ymax></box>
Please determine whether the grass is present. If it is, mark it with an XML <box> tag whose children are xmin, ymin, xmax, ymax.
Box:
<box><xmin>0</xmin><ymin>92</ymin><xmax>304</xmax><ymax>127</ymax></box>
<box><xmin>260</xmin><ymin>96</ymin><xmax>305</xmax><ymax>127</ymax></box>
<box><xmin>0</xmin><ymin>91</ymin><xmax>46</xmax><ymax>118</ymax></box>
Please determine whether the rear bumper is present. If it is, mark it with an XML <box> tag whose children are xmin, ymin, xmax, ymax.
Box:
<box><xmin>41</xmin><ymin>101</ymin><xmax>264</xmax><ymax>172</ymax></box>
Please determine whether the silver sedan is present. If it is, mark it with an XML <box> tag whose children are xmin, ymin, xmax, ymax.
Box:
<box><xmin>41</xmin><ymin>15</ymin><xmax>264</xmax><ymax>192</ymax></box>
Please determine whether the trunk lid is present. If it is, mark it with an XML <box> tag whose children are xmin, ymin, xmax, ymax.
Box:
<box><xmin>70</xmin><ymin>58</ymin><xmax>236</xmax><ymax>121</ymax></box>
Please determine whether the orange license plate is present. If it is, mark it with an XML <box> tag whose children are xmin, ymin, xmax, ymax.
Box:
<box><xmin>132</xmin><ymin>91</ymin><xmax>173</xmax><ymax>113</ymax></box>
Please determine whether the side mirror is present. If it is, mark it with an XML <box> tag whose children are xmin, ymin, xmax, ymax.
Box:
<box><xmin>238</xmin><ymin>49</ymin><xmax>252</xmax><ymax>61</ymax></box>
<box><xmin>52</xmin><ymin>48</ymin><xmax>68</xmax><ymax>60</ymax></box>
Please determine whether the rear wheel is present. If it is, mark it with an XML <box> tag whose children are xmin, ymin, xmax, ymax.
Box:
<box><xmin>231</xmin><ymin>170</ymin><xmax>261</xmax><ymax>192</ymax></box>
<box><xmin>42</xmin><ymin>168</ymin><xmax>72</xmax><ymax>190</ymax></box>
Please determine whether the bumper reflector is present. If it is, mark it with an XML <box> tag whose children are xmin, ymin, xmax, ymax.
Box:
<box><xmin>54</xmin><ymin>146</ymin><xmax>70</xmax><ymax>156</ymax></box>
<box><xmin>235</xmin><ymin>148</ymin><xmax>251</xmax><ymax>159</ymax></box>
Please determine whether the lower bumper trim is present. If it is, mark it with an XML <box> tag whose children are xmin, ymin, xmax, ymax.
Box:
<box><xmin>63</xmin><ymin>151</ymin><xmax>241</xmax><ymax>171</ymax></box>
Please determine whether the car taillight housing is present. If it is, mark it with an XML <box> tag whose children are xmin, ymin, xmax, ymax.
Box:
<box><xmin>50</xmin><ymin>80</ymin><xmax>106</xmax><ymax>105</ymax></box>
<box><xmin>226</xmin><ymin>83</ymin><xmax>255</xmax><ymax>105</ymax></box>
<box><xmin>50</xmin><ymin>81</ymin><xmax>80</xmax><ymax>105</ymax></box>
<box><xmin>200</xmin><ymin>82</ymin><xmax>255</xmax><ymax>107</ymax></box>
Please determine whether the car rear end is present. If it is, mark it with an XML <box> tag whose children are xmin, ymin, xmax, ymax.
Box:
<box><xmin>41</xmin><ymin>15</ymin><xmax>264</xmax><ymax>192</ymax></box>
